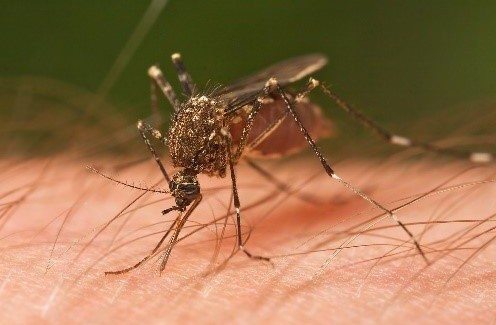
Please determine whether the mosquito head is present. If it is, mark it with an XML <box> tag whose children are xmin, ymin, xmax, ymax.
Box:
<box><xmin>169</xmin><ymin>170</ymin><xmax>201</xmax><ymax>209</ymax></box>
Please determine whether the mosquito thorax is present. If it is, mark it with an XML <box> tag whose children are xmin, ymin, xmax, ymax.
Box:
<box><xmin>167</xmin><ymin>95</ymin><xmax>229</xmax><ymax>177</ymax></box>
<box><xmin>169</xmin><ymin>170</ymin><xmax>201</xmax><ymax>208</ymax></box>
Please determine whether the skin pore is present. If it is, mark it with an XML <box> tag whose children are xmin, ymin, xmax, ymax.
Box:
<box><xmin>1</xmin><ymin>154</ymin><xmax>496</xmax><ymax>323</ymax></box>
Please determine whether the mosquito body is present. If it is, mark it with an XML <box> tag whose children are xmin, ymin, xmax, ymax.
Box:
<box><xmin>101</xmin><ymin>52</ymin><xmax>493</xmax><ymax>275</ymax></box>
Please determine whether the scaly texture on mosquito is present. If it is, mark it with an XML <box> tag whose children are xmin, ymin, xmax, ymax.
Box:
<box><xmin>167</xmin><ymin>95</ymin><xmax>229</xmax><ymax>177</ymax></box>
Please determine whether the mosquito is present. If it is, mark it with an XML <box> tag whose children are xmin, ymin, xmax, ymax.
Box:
<box><xmin>99</xmin><ymin>52</ymin><xmax>493</xmax><ymax>275</ymax></box>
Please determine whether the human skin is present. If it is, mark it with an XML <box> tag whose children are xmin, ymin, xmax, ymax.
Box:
<box><xmin>1</xmin><ymin>156</ymin><xmax>496</xmax><ymax>324</ymax></box>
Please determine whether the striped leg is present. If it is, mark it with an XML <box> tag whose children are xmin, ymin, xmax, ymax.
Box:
<box><xmin>232</xmin><ymin>81</ymin><xmax>275</xmax><ymax>163</ymax></box>
<box><xmin>171</xmin><ymin>53</ymin><xmax>195</xmax><ymax>96</ymax></box>
<box><xmin>243</xmin><ymin>79</ymin><xmax>324</xmax><ymax>204</ymax></box>
<box><xmin>137</xmin><ymin>120</ymin><xmax>171</xmax><ymax>184</ymax></box>
<box><xmin>227</xmin><ymin>137</ymin><xmax>271</xmax><ymax>262</ymax></box>
<box><xmin>319</xmin><ymin>83</ymin><xmax>493</xmax><ymax>164</ymax></box>
<box><xmin>269</xmin><ymin>78</ymin><xmax>429</xmax><ymax>263</ymax></box>
<box><xmin>147</xmin><ymin>65</ymin><xmax>179</xmax><ymax>111</ymax></box>
<box><xmin>224</xmin><ymin>79</ymin><xmax>323</xmax><ymax>259</ymax></box>
<box><xmin>244</xmin><ymin>78</ymin><xmax>320</xmax><ymax>153</ymax></box>
<box><xmin>149</xmin><ymin>76</ymin><xmax>162</xmax><ymax>126</ymax></box>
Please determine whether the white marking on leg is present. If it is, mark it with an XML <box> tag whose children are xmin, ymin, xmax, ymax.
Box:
<box><xmin>151</xmin><ymin>129</ymin><xmax>162</xmax><ymax>139</ymax></box>
<box><xmin>470</xmin><ymin>152</ymin><xmax>493</xmax><ymax>163</ymax></box>
<box><xmin>309</xmin><ymin>77</ymin><xmax>320</xmax><ymax>88</ymax></box>
<box><xmin>390</xmin><ymin>135</ymin><xmax>412</xmax><ymax>146</ymax></box>
<box><xmin>265</xmin><ymin>77</ymin><xmax>278</xmax><ymax>89</ymax></box>
<box><xmin>171</xmin><ymin>53</ymin><xmax>181</xmax><ymax>61</ymax></box>
<box><xmin>147</xmin><ymin>65</ymin><xmax>162</xmax><ymax>78</ymax></box>
<box><xmin>179</xmin><ymin>74</ymin><xmax>188</xmax><ymax>83</ymax></box>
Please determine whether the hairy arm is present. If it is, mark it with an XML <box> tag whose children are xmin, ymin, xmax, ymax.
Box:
<box><xmin>1</xmin><ymin>156</ymin><xmax>496</xmax><ymax>323</ymax></box>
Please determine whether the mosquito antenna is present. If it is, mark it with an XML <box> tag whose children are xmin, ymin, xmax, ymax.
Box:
<box><xmin>86</xmin><ymin>166</ymin><xmax>169</xmax><ymax>194</ymax></box>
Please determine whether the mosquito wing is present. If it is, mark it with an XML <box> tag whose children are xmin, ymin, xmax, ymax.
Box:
<box><xmin>218</xmin><ymin>53</ymin><xmax>328</xmax><ymax>109</ymax></box>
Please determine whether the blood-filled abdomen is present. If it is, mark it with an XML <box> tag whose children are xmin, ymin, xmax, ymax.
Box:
<box><xmin>230</xmin><ymin>95</ymin><xmax>333</xmax><ymax>159</ymax></box>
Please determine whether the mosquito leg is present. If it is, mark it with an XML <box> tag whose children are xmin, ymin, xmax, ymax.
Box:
<box><xmin>318</xmin><ymin>82</ymin><xmax>493</xmax><ymax>164</ymax></box>
<box><xmin>270</xmin><ymin>78</ymin><xmax>429</xmax><ymax>263</ymax></box>
<box><xmin>232</xmin><ymin>81</ymin><xmax>276</xmax><ymax>163</ymax></box>
<box><xmin>171</xmin><ymin>53</ymin><xmax>195</xmax><ymax>96</ymax></box>
<box><xmin>224</xmin><ymin>79</ymin><xmax>320</xmax><ymax>259</ymax></box>
<box><xmin>149</xmin><ymin>77</ymin><xmax>162</xmax><ymax>127</ymax></box>
<box><xmin>245</xmin><ymin>78</ymin><xmax>320</xmax><ymax>152</ymax></box>
<box><xmin>243</xmin><ymin>79</ymin><xmax>325</xmax><ymax>204</ymax></box>
<box><xmin>137</xmin><ymin>120</ymin><xmax>167</xmax><ymax>146</ymax></box>
<box><xmin>225</xmin><ymin>136</ymin><xmax>271</xmax><ymax>263</ymax></box>
<box><xmin>137</xmin><ymin>120</ymin><xmax>171</xmax><ymax>184</ymax></box>
<box><xmin>296</xmin><ymin>77</ymin><xmax>320</xmax><ymax>101</ymax></box>
<box><xmin>147</xmin><ymin>65</ymin><xmax>180</xmax><ymax>111</ymax></box>
<box><xmin>105</xmin><ymin>208</ymin><xmax>181</xmax><ymax>275</ymax></box>
<box><xmin>158</xmin><ymin>195</ymin><xmax>203</xmax><ymax>274</ymax></box>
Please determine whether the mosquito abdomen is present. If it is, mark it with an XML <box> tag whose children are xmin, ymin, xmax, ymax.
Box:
<box><xmin>230</xmin><ymin>96</ymin><xmax>333</xmax><ymax>158</ymax></box>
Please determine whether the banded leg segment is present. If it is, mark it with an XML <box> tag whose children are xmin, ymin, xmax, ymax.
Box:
<box><xmin>149</xmin><ymin>77</ymin><xmax>162</xmax><ymax>126</ymax></box>
<box><xmin>137</xmin><ymin>120</ymin><xmax>171</xmax><ymax>184</ymax></box>
<box><xmin>268</xmin><ymin>78</ymin><xmax>429</xmax><ymax>263</ymax></box>
<box><xmin>148</xmin><ymin>65</ymin><xmax>179</xmax><ymax>111</ymax></box>
<box><xmin>244</xmin><ymin>78</ymin><xmax>320</xmax><ymax>153</ymax></box>
<box><xmin>242</xmin><ymin>78</ymin><xmax>325</xmax><ymax>205</ymax></box>
<box><xmin>224</xmin><ymin>80</ymin><xmax>323</xmax><ymax>259</ymax></box>
<box><xmin>319</xmin><ymin>83</ymin><xmax>493</xmax><ymax>163</ymax></box>
<box><xmin>227</xmin><ymin>143</ymin><xmax>271</xmax><ymax>262</ymax></box>
<box><xmin>171</xmin><ymin>53</ymin><xmax>195</xmax><ymax>96</ymax></box>
<box><xmin>232</xmin><ymin>79</ymin><xmax>279</xmax><ymax>163</ymax></box>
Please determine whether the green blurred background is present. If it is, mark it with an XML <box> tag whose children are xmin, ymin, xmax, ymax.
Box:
<box><xmin>2</xmin><ymin>1</ymin><xmax>496</xmax><ymax>157</ymax></box>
